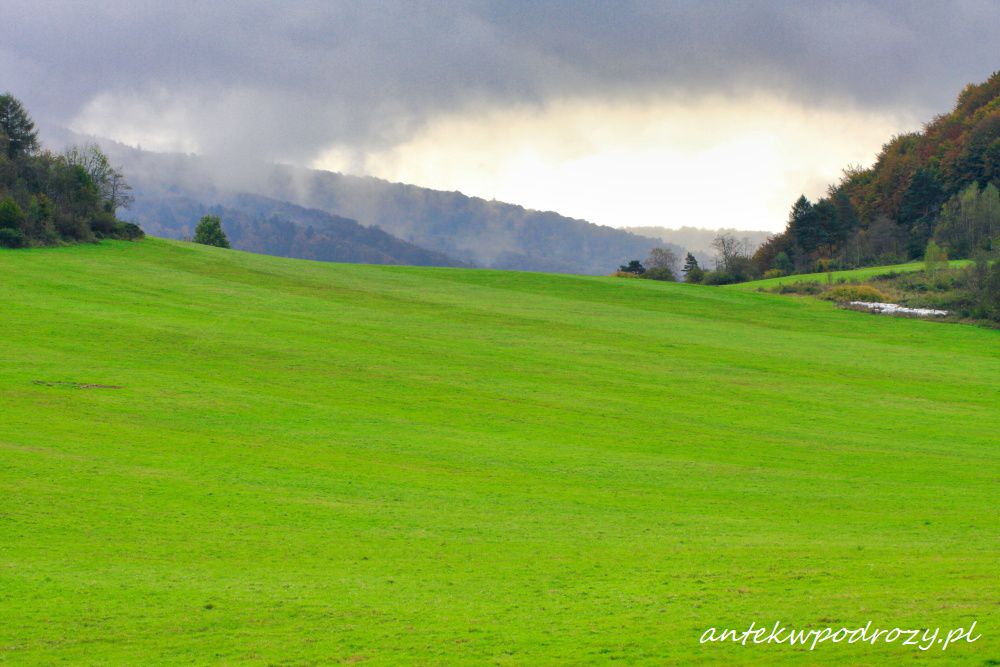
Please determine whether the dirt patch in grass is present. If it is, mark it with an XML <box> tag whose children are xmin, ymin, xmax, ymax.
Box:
<box><xmin>33</xmin><ymin>381</ymin><xmax>124</xmax><ymax>390</ymax></box>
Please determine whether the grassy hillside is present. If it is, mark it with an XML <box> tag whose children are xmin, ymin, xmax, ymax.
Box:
<box><xmin>729</xmin><ymin>260</ymin><xmax>971</xmax><ymax>291</ymax></box>
<box><xmin>2</xmin><ymin>239</ymin><xmax>998</xmax><ymax>664</ymax></box>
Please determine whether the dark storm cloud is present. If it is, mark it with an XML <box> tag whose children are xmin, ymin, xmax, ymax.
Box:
<box><xmin>3</xmin><ymin>0</ymin><xmax>998</xmax><ymax>161</ymax></box>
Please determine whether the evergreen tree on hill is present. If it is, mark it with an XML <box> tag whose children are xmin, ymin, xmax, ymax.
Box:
<box><xmin>194</xmin><ymin>215</ymin><xmax>231</xmax><ymax>248</ymax></box>
<box><xmin>0</xmin><ymin>93</ymin><xmax>39</xmax><ymax>159</ymax></box>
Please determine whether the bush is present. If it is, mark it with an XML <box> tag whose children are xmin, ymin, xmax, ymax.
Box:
<box><xmin>0</xmin><ymin>196</ymin><xmax>26</xmax><ymax>230</ymax></box>
<box><xmin>702</xmin><ymin>271</ymin><xmax>737</xmax><ymax>285</ymax></box>
<box><xmin>640</xmin><ymin>266</ymin><xmax>676</xmax><ymax>281</ymax></box>
<box><xmin>763</xmin><ymin>269</ymin><xmax>785</xmax><ymax>279</ymax></box>
<box><xmin>924</xmin><ymin>240</ymin><xmax>948</xmax><ymax>274</ymax></box>
<box><xmin>684</xmin><ymin>266</ymin><xmax>705</xmax><ymax>283</ymax></box>
<box><xmin>820</xmin><ymin>284</ymin><xmax>890</xmax><ymax>303</ymax></box>
<box><xmin>610</xmin><ymin>270</ymin><xmax>640</xmax><ymax>278</ymax></box>
<box><xmin>0</xmin><ymin>227</ymin><xmax>25</xmax><ymax>248</ymax></box>
<box><xmin>772</xmin><ymin>281</ymin><xmax>823</xmax><ymax>295</ymax></box>
<box><xmin>618</xmin><ymin>259</ymin><xmax>645</xmax><ymax>275</ymax></box>
<box><xmin>113</xmin><ymin>221</ymin><xmax>145</xmax><ymax>240</ymax></box>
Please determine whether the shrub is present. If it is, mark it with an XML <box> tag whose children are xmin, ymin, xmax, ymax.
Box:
<box><xmin>618</xmin><ymin>259</ymin><xmax>645</xmax><ymax>275</ymax></box>
<box><xmin>820</xmin><ymin>284</ymin><xmax>890</xmax><ymax>303</ymax></box>
<box><xmin>641</xmin><ymin>266</ymin><xmax>676</xmax><ymax>281</ymax></box>
<box><xmin>610</xmin><ymin>270</ymin><xmax>640</xmax><ymax>278</ymax></box>
<box><xmin>924</xmin><ymin>240</ymin><xmax>948</xmax><ymax>274</ymax></box>
<box><xmin>702</xmin><ymin>271</ymin><xmax>737</xmax><ymax>285</ymax></box>
<box><xmin>684</xmin><ymin>266</ymin><xmax>705</xmax><ymax>283</ymax></box>
<box><xmin>762</xmin><ymin>269</ymin><xmax>785</xmax><ymax>279</ymax></box>
<box><xmin>0</xmin><ymin>227</ymin><xmax>25</xmax><ymax>248</ymax></box>
<box><xmin>114</xmin><ymin>221</ymin><xmax>145</xmax><ymax>240</ymax></box>
<box><xmin>0</xmin><ymin>196</ymin><xmax>25</xmax><ymax>230</ymax></box>
<box><xmin>726</xmin><ymin>255</ymin><xmax>759</xmax><ymax>282</ymax></box>
<box><xmin>772</xmin><ymin>281</ymin><xmax>823</xmax><ymax>295</ymax></box>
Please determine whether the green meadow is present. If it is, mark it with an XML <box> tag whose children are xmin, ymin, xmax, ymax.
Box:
<box><xmin>1</xmin><ymin>238</ymin><xmax>998</xmax><ymax>664</ymax></box>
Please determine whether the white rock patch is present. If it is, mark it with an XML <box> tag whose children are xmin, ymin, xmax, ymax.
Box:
<box><xmin>849</xmin><ymin>301</ymin><xmax>948</xmax><ymax>317</ymax></box>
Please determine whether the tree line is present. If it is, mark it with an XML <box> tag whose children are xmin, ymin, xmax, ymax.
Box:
<box><xmin>615</xmin><ymin>234</ymin><xmax>757</xmax><ymax>285</ymax></box>
<box><xmin>755</xmin><ymin>71</ymin><xmax>1000</xmax><ymax>279</ymax></box>
<box><xmin>0</xmin><ymin>93</ymin><xmax>142</xmax><ymax>248</ymax></box>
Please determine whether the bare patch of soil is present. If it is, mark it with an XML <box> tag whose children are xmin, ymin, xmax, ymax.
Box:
<box><xmin>33</xmin><ymin>381</ymin><xmax>124</xmax><ymax>390</ymax></box>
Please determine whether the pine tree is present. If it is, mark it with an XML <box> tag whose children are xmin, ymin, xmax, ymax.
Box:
<box><xmin>788</xmin><ymin>195</ymin><xmax>825</xmax><ymax>253</ymax></box>
<box><xmin>0</xmin><ymin>93</ymin><xmax>39</xmax><ymax>159</ymax></box>
<box><xmin>682</xmin><ymin>252</ymin><xmax>699</xmax><ymax>274</ymax></box>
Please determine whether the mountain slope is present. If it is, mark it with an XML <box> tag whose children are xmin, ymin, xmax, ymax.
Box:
<box><xmin>81</xmin><ymin>138</ymin><xmax>678</xmax><ymax>274</ymax></box>
<box><xmin>2</xmin><ymin>238</ymin><xmax>997</xmax><ymax>664</ymax></box>
<box><xmin>264</xmin><ymin>165</ymin><xmax>681</xmax><ymax>274</ymax></box>
<box><xmin>130</xmin><ymin>190</ymin><xmax>466</xmax><ymax>267</ymax></box>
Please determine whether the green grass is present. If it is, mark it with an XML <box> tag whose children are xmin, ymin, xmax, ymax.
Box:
<box><xmin>1</xmin><ymin>238</ymin><xmax>998</xmax><ymax>665</ymax></box>
<box><xmin>729</xmin><ymin>260</ymin><xmax>971</xmax><ymax>291</ymax></box>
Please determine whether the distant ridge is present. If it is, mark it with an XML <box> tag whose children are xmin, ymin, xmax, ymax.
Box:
<box><xmin>264</xmin><ymin>165</ymin><xmax>682</xmax><ymax>274</ymax></box>
<box><xmin>129</xmin><ymin>190</ymin><xmax>466</xmax><ymax>268</ymax></box>
<box><xmin>50</xmin><ymin>132</ymin><xmax>679</xmax><ymax>275</ymax></box>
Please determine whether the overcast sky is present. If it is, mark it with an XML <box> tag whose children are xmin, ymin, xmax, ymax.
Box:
<box><xmin>4</xmin><ymin>1</ymin><xmax>998</xmax><ymax>231</ymax></box>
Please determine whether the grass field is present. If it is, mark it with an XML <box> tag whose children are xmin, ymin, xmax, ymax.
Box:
<box><xmin>728</xmin><ymin>260</ymin><xmax>972</xmax><ymax>291</ymax></box>
<box><xmin>1</xmin><ymin>238</ymin><xmax>998</xmax><ymax>664</ymax></box>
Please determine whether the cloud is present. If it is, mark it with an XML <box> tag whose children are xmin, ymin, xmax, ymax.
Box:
<box><xmin>3</xmin><ymin>0</ymin><xmax>997</xmax><ymax>164</ymax></box>
<box><xmin>319</xmin><ymin>93</ymin><xmax>914</xmax><ymax>231</ymax></box>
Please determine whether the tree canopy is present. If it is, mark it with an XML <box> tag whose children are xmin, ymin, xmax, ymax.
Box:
<box><xmin>753</xmin><ymin>70</ymin><xmax>1000</xmax><ymax>279</ymax></box>
<box><xmin>0</xmin><ymin>93</ymin><xmax>141</xmax><ymax>248</ymax></box>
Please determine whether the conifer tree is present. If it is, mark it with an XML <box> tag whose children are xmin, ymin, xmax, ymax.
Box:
<box><xmin>193</xmin><ymin>215</ymin><xmax>231</xmax><ymax>248</ymax></box>
<box><xmin>0</xmin><ymin>93</ymin><xmax>39</xmax><ymax>159</ymax></box>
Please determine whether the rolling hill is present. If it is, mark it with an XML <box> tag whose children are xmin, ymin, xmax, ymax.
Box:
<box><xmin>62</xmin><ymin>135</ymin><xmax>679</xmax><ymax>274</ymax></box>
<box><xmin>1</xmin><ymin>238</ymin><xmax>997</xmax><ymax>664</ymax></box>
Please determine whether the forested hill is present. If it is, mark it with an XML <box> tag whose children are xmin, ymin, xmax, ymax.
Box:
<box><xmin>754</xmin><ymin>70</ymin><xmax>1000</xmax><ymax>276</ymax></box>
<box><xmin>129</xmin><ymin>190</ymin><xmax>466</xmax><ymax>268</ymax></box>
<box><xmin>263</xmin><ymin>166</ymin><xmax>680</xmax><ymax>274</ymax></box>
<box><xmin>79</xmin><ymin>138</ymin><xmax>677</xmax><ymax>275</ymax></box>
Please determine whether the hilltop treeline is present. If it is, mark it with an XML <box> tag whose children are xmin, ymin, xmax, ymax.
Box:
<box><xmin>0</xmin><ymin>93</ymin><xmax>141</xmax><ymax>248</ymax></box>
<box><xmin>756</xmin><ymin>71</ymin><xmax>1000</xmax><ymax>276</ymax></box>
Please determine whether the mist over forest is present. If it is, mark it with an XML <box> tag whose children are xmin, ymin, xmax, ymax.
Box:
<box><xmin>62</xmin><ymin>133</ymin><xmax>694</xmax><ymax>274</ymax></box>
